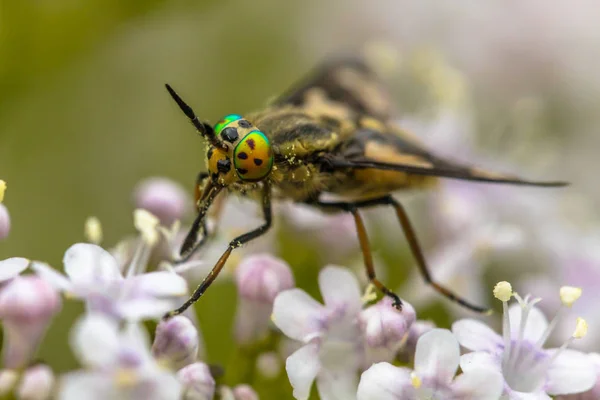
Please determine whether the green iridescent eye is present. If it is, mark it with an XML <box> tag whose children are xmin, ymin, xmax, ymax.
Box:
<box><xmin>214</xmin><ymin>114</ymin><xmax>242</xmax><ymax>135</ymax></box>
<box><xmin>233</xmin><ymin>131</ymin><xmax>273</xmax><ymax>181</ymax></box>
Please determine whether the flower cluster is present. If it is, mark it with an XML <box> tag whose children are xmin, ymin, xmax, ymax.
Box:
<box><xmin>0</xmin><ymin>177</ymin><xmax>598</xmax><ymax>400</ymax></box>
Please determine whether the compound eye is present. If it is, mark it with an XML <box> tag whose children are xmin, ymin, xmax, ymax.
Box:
<box><xmin>214</xmin><ymin>114</ymin><xmax>242</xmax><ymax>136</ymax></box>
<box><xmin>233</xmin><ymin>131</ymin><xmax>273</xmax><ymax>181</ymax></box>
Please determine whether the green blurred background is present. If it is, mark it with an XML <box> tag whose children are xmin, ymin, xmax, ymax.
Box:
<box><xmin>2</xmin><ymin>0</ymin><xmax>600</xmax><ymax>397</ymax></box>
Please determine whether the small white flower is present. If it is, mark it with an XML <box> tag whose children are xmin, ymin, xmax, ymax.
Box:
<box><xmin>59</xmin><ymin>314</ymin><xmax>181</xmax><ymax>400</ymax></box>
<box><xmin>33</xmin><ymin>243</ymin><xmax>187</xmax><ymax>321</ymax></box>
<box><xmin>453</xmin><ymin>284</ymin><xmax>596</xmax><ymax>398</ymax></box>
<box><xmin>357</xmin><ymin>329</ymin><xmax>503</xmax><ymax>400</ymax></box>
<box><xmin>272</xmin><ymin>266</ymin><xmax>364</xmax><ymax>400</ymax></box>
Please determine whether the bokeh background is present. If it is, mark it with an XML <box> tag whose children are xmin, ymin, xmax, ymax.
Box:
<box><xmin>2</xmin><ymin>0</ymin><xmax>600</xmax><ymax>397</ymax></box>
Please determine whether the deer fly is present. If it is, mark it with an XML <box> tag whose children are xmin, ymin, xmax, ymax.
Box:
<box><xmin>163</xmin><ymin>57</ymin><xmax>566</xmax><ymax>318</ymax></box>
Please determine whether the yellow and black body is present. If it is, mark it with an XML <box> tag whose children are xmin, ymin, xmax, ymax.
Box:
<box><xmin>164</xmin><ymin>57</ymin><xmax>566</xmax><ymax>318</ymax></box>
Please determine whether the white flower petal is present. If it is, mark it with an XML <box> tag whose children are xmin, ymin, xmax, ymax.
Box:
<box><xmin>117</xmin><ymin>298</ymin><xmax>177</xmax><ymax>321</ymax></box>
<box><xmin>504</xmin><ymin>390</ymin><xmax>551</xmax><ymax>400</ymax></box>
<box><xmin>71</xmin><ymin>314</ymin><xmax>120</xmax><ymax>367</ymax></box>
<box><xmin>452</xmin><ymin>319</ymin><xmax>503</xmax><ymax>352</ymax></box>
<box><xmin>59</xmin><ymin>372</ymin><xmax>115</xmax><ymax>400</ymax></box>
<box><xmin>286</xmin><ymin>343</ymin><xmax>321</xmax><ymax>400</ymax></box>
<box><xmin>273</xmin><ymin>289</ymin><xmax>326</xmax><ymax>341</ymax></box>
<box><xmin>316</xmin><ymin>367</ymin><xmax>359</xmax><ymax>400</ymax></box>
<box><xmin>459</xmin><ymin>352</ymin><xmax>500</xmax><ymax>373</ymax></box>
<box><xmin>63</xmin><ymin>243</ymin><xmax>123</xmax><ymax>285</ymax></box>
<box><xmin>545</xmin><ymin>349</ymin><xmax>596</xmax><ymax>395</ymax></box>
<box><xmin>414</xmin><ymin>329</ymin><xmax>459</xmax><ymax>384</ymax></box>
<box><xmin>132</xmin><ymin>271</ymin><xmax>188</xmax><ymax>297</ymax></box>
<box><xmin>318</xmin><ymin>266</ymin><xmax>362</xmax><ymax>313</ymax></box>
<box><xmin>357</xmin><ymin>362</ymin><xmax>413</xmax><ymax>400</ymax></box>
<box><xmin>508</xmin><ymin>304</ymin><xmax>548</xmax><ymax>343</ymax></box>
<box><xmin>123</xmin><ymin>322</ymin><xmax>152</xmax><ymax>357</ymax></box>
<box><xmin>148</xmin><ymin>371</ymin><xmax>182</xmax><ymax>400</ymax></box>
<box><xmin>31</xmin><ymin>261</ymin><xmax>73</xmax><ymax>291</ymax></box>
<box><xmin>452</xmin><ymin>367</ymin><xmax>503</xmax><ymax>400</ymax></box>
<box><xmin>0</xmin><ymin>258</ymin><xmax>29</xmax><ymax>282</ymax></box>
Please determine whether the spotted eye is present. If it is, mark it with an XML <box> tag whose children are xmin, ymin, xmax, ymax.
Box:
<box><xmin>233</xmin><ymin>131</ymin><xmax>273</xmax><ymax>181</ymax></box>
<box><xmin>214</xmin><ymin>114</ymin><xmax>242</xmax><ymax>136</ymax></box>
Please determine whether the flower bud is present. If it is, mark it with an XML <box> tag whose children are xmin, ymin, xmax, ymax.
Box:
<box><xmin>0</xmin><ymin>369</ymin><xmax>18</xmax><ymax>396</ymax></box>
<box><xmin>134</xmin><ymin>177</ymin><xmax>191</xmax><ymax>226</ymax></box>
<box><xmin>235</xmin><ymin>254</ymin><xmax>295</xmax><ymax>303</ymax></box>
<box><xmin>256</xmin><ymin>351</ymin><xmax>282</xmax><ymax>379</ymax></box>
<box><xmin>177</xmin><ymin>362</ymin><xmax>215</xmax><ymax>400</ymax></box>
<box><xmin>17</xmin><ymin>364</ymin><xmax>54</xmax><ymax>400</ymax></box>
<box><xmin>0</xmin><ymin>276</ymin><xmax>62</xmax><ymax>368</ymax></box>
<box><xmin>0</xmin><ymin>204</ymin><xmax>10</xmax><ymax>241</ymax></box>
<box><xmin>232</xmin><ymin>385</ymin><xmax>259</xmax><ymax>400</ymax></box>
<box><xmin>234</xmin><ymin>255</ymin><xmax>294</xmax><ymax>344</ymax></box>
<box><xmin>152</xmin><ymin>316</ymin><xmax>199</xmax><ymax>370</ymax></box>
<box><xmin>360</xmin><ymin>297</ymin><xmax>416</xmax><ymax>349</ymax></box>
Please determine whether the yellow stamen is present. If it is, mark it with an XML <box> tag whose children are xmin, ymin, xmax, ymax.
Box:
<box><xmin>410</xmin><ymin>372</ymin><xmax>422</xmax><ymax>389</ymax></box>
<box><xmin>560</xmin><ymin>286</ymin><xmax>582</xmax><ymax>307</ymax></box>
<box><xmin>573</xmin><ymin>317</ymin><xmax>588</xmax><ymax>339</ymax></box>
<box><xmin>115</xmin><ymin>368</ymin><xmax>138</xmax><ymax>387</ymax></box>
<box><xmin>361</xmin><ymin>283</ymin><xmax>378</xmax><ymax>304</ymax></box>
<box><xmin>493</xmin><ymin>281</ymin><xmax>513</xmax><ymax>302</ymax></box>
<box><xmin>0</xmin><ymin>180</ymin><xmax>6</xmax><ymax>203</ymax></box>
<box><xmin>133</xmin><ymin>209</ymin><xmax>159</xmax><ymax>245</ymax></box>
<box><xmin>84</xmin><ymin>216</ymin><xmax>103</xmax><ymax>245</ymax></box>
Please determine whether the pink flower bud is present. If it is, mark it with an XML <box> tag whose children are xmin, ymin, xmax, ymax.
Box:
<box><xmin>0</xmin><ymin>276</ymin><xmax>62</xmax><ymax>368</ymax></box>
<box><xmin>152</xmin><ymin>316</ymin><xmax>199</xmax><ymax>370</ymax></box>
<box><xmin>0</xmin><ymin>204</ymin><xmax>10</xmax><ymax>241</ymax></box>
<box><xmin>360</xmin><ymin>297</ymin><xmax>416</xmax><ymax>349</ymax></box>
<box><xmin>235</xmin><ymin>254</ymin><xmax>294</xmax><ymax>303</ymax></box>
<box><xmin>17</xmin><ymin>364</ymin><xmax>54</xmax><ymax>400</ymax></box>
<box><xmin>177</xmin><ymin>362</ymin><xmax>215</xmax><ymax>400</ymax></box>
<box><xmin>232</xmin><ymin>384</ymin><xmax>259</xmax><ymax>400</ymax></box>
<box><xmin>234</xmin><ymin>255</ymin><xmax>294</xmax><ymax>344</ymax></box>
<box><xmin>134</xmin><ymin>177</ymin><xmax>191</xmax><ymax>226</ymax></box>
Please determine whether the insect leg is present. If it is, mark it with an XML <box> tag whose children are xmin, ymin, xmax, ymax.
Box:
<box><xmin>310</xmin><ymin>196</ymin><xmax>489</xmax><ymax>313</ymax></box>
<box><xmin>164</xmin><ymin>186</ymin><xmax>272</xmax><ymax>319</ymax></box>
<box><xmin>385</xmin><ymin>196</ymin><xmax>490</xmax><ymax>313</ymax></box>
<box><xmin>310</xmin><ymin>200</ymin><xmax>402</xmax><ymax>310</ymax></box>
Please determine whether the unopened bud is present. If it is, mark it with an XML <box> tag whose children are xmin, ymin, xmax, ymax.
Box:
<box><xmin>234</xmin><ymin>255</ymin><xmax>295</xmax><ymax>344</ymax></box>
<box><xmin>0</xmin><ymin>369</ymin><xmax>18</xmax><ymax>395</ymax></box>
<box><xmin>235</xmin><ymin>254</ymin><xmax>294</xmax><ymax>303</ymax></box>
<box><xmin>256</xmin><ymin>351</ymin><xmax>281</xmax><ymax>379</ymax></box>
<box><xmin>134</xmin><ymin>177</ymin><xmax>191</xmax><ymax>226</ymax></box>
<box><xmin>0</xmin><ymin>204</ymin><xmax>10</xmax><ymax>241</ymax></box>
<box><xmin>152</xmin><ymin>316</ymin><xmax>199</xmax><ymax>370</ymax></box>
<box><xmin>177</xmin><ymin>362</ymin><xmax>215</xmax><ymax>400</ymax></box>
<box><xmin>360</xmin><ymin>297</ymin><xmax>416</xmax><ymax>349</ymax></box>
<box><xmin>17</xmin><ymin>364</ymin><xmax>54</xmax><ymax>400</ymax></box>
<box><xmin>232</xmin><ymin>385</ymin><xmax>259</xmax><ymax>400</ymax></box>
<box><xmin>0</xmin><ymin>276</ymin><xmax>62</xmax><ymax>368</ymax></box>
